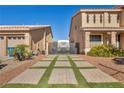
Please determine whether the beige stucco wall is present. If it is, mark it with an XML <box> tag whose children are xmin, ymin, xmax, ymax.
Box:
<box><xmin>81</xmin><ymin>13</ymin><xmax>104</xmax><ymax>27</ymax></box>
<box><xmin>30</xmin><ymin>29</ymin><xmax>45</xmax><ymax>51</ymax></box>
<box><xmin>70</xmin><ymin>13</ymin><xmax>82</xmax><ymax>43</ymax></box>
<box><xmin>0</xmin><ymin>36</ymin><xmax>7</xmax><ymax>56</ymax></box>
<box><xmin>120</xmin><ymin>33</ymin><xmax>124</xmax><ymax>50</ymax></box>
<box><xmin>30</xmin><ymin>28</ymin><xmax>52</xmax><ymax>52</ymax></box>
<box><xmin>0</xmin><ymin>31</ymin><xmax>30</xmax><ymax>56</ymax></box>
<box><xmin>81</xmin><ymin>12</ymin><xmax>120</xmax><ymax>27</ymax></box>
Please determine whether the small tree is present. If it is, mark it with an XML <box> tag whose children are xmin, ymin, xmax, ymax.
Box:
<box><xmin>13</xmin><ymin>44</ymin><xmax>30</xmax><ymax>61</ymax></box>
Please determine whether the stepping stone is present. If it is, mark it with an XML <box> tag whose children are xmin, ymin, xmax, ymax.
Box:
<box><xmin>79</xmin><ymin>69</ymin><xmax>118</xmax><ymax>83</ymax></box>
<box><xmin>8</xmin><ymin>69</ymin><xmax>46</xmax><ymax>85</ymax></box>
<box><xmin>42</xmin><ymin>58</ymin><xmax>54</xmax><ymax>61</ymax></box>
<box><xmin>69</xmin><ymin>55</ymin><xmax>79</xmax><ymax>58</ymax></box>
<box><xmin>72</xmin><ymin>58</ymin><xmax>84</xmax><ymax>61</ymax></box>
<box><xmin>55</xmin><ymin>62</ymin><xmax>71</xmax><ymax>67</ymax></box>
<box><xmin>31</xmin><ymin>61</ymin><xmax>51</xmax><ymax>67</ymax></box>
<box><xmin>57</xmin><ymin>57</ymin><xmax>68</xmax><ymax>61</ymax></box>
<box><xmin>74</xmin><ymin>61</ymin><xmax>95</xmax><ymax>67</ymax></box>
<box><xmin>48</xmin><ymin>68</ymin><xmax>77</xmax><ymax>84</ymax></box>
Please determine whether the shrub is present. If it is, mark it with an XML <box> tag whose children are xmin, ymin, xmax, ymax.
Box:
<box><xmin>87</xmin><ymin>44</ymin><xmax>124</xmax><ymax>57</ymax></box>
<box><xmin>0</xmin><ymin>59</ymin><xmax>2</xmax><ymax>63</ymax></box>
<box><xmin>13</xmin><ymin>44</ymin><xmax>32</xmax><ymax>61</ymax></box>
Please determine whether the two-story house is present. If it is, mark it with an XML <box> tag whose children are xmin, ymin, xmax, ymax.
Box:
<box><xmin>69</xmin><ymin>6</ymin><xmax>124</xmax><ymax>54</ymax></box>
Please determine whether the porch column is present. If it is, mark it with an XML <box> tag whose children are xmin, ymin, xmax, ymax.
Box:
<box><xmin>111</xmin><ymin>32</ymin><xmax>116</xmax><ymax>47</ymax></box>
<box><xmin>43</xmin><ymin>31</ymin><xmax>46</xmax><ymax>51</ymax></box>
<box><xmin>120</xmin><ymin>33</ymin><xmax>124</xmax><ymax>50</ymax></box>
<box><xmin>84</xmin><ymin>32</ymin><xmax>90</xmax><ymax>54</ymax></box>
<box><xmin>45</xmin><ymin>41</ymin><xmax>48</xmax><ymax>55</ymax></box>
<box><xmin>3</xmin><ymin>36</ymin><xmax>7</xmax><ymax>56</ymax></box>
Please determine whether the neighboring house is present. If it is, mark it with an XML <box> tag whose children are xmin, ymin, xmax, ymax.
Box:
<box><xmin>0</xmin><ymin>25</ymin><xmax>53</xmax><ymax>56</ymax></box>
<box><xmin>48</xmin><ymin>40</ymin><xmax>70</xmax><ymax>54</ymax></box>
<box><xmin>69</xmin><ymin>6</ymin><xmax>124</xmax><ymax>54</ymax></box>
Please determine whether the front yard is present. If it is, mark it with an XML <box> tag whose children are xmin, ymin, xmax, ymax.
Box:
<box><xmin>1</xmin><ymin>55</ymin><xmax>124</xmax><ymax>88</ymax></box>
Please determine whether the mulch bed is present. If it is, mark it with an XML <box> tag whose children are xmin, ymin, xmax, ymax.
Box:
<box><xmin>79</xmin><ymin>55</ymin><xmax>124</xmax><ymax>83</ymax></box>
<box><xmin>0</xmin><ymin>55</ymin><xmax>45</xmax><ymax>86</ymax></box>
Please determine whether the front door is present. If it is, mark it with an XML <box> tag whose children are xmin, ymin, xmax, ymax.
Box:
<box><xmin>7</xmin><ymin>47</ymin><xmax>14</xmax><ymax>56</ymax></box>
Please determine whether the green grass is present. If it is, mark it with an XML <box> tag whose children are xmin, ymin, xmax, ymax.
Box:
<box><xmin>88</xmin><ymin>82</ymin><xmax>124</xmax><ymax>88</ymax></box>
<box><xmin>68</xmin><ymin>56</ymin><xmax>90</xmax><ymax>88</ymax></box>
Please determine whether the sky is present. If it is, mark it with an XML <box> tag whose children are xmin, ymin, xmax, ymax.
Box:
<box><xmin>0</xmin><ymin>5</ymin><xmax>115</xmax><ymax>40</ymax></box>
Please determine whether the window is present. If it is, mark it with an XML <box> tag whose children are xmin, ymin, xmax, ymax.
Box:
<box><xmin>18</xmin><ymin>37</ymin><xmax>21</xmax><ymax>40</ymax></box>
<box><xmin>8</xmin><ymin>37</ymin><xmax>12</xmax><ymax>40</ymax></box>
<box><xmin>93</xmin><ymin>14</ymin><xmax>96</xmax><ymax>23</ymax></box>
<box><xmin>22</xmin><ymin>37</ymin><xmax>25</xmax><ymax>40</ymax></box>
<box><xmin>0</xmin><ymin>37</ymin><xmax>4</xmax><ymax>40</ymax></box>
<box><xmin>90</xmin><ymin>35</ymin><xmax>101</xmax><ymax>42</ymax></box>
<box><xmin>117</xmin><ymin>13</ymin><xmax>120</xmax><ymax>23</ymax></box>
<box><xmin>75</xmin><ymin>26</ymin><xmax>77</xmax><ymax>30</ymax></box>
<box><xmin>108</xmin><ymin>14</ymin><xmax>111</xmax><ymax>23</ymax></box>
<box><xmin>87</xmin><ymin>14</ymin><xmax>89</xmax><ymax>23</ymax></box>
<box><xmin>100</xmin><ymin>14</ymin><xmax>102</xmax><ymax>23</ymax></box>
<box><xmin>13</xmin><ymin>37</ymin><xmax>16</xmax><ymax>40</ymax></box>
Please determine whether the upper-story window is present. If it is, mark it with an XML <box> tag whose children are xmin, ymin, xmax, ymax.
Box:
<box><xmin>87</xmin><ymin>14</ymin><xmax>89</xmax><ymax>23</ymax></box>
<box><xmin>75</xmin><ymin>25</ymin><xmax>77</xmax><ymax>31</ymax></box>
<box><xmin>13</xmin><ymin>37</ymin><xmax>16</xmax><ymax>40</ymax></box>
<box><xmin>117</xmin><ymin>13</ymin><xmax>120</xmax><ymax>23</ymax></box>
<box><xmin>0</xmin><ymin>37</ymin><xmax>4</xmax><ymax>40</ymax></box>
<box><xmin>22</xmin><ymin>37</ymin><xmax>25</xmax><ymax>40</ymax></box>
<box><xmin>100</xmin><ymin>14</ymin><xmax>103</xmax><ymax>23</ymax></box>
<box><xmin>108</xmin><ymin>14</ymin><xmax>111</xmax><ymax>23</ymax></box>
<box><xmin>93</xmin><ymin>14</ymin><xmax>96</xmax><ymax>23</ymax></box>
<box><xmin>18</xmin><ymin>37</ymin><xmax>21</xmax><ymax>40</ymax></box>
<box><xmin>8</xmin><ymin>37</ymin><xmax>12</xmax><ymax>40</ymax></box>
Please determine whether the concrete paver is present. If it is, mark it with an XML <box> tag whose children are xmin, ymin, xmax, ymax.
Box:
<box><xmin>72</xmin><ymin>58</ymin><xmax>84</xmax><ymax>61</ymax></box>
<box><xmin>48</xmin><ymin>68</ymin><xmax>77</xmax><ymax>84</ymax></box>
<box><xmin>42</xmin><ymin>58</ymin><xmax>54</xmax><ymax>61</ymax></box>
<box><xmin>55</xmin><ymin>62</ymin><xmax>71</xmax><ymax>67</ymax></box>
<box><xmin>79</xmin><ymin>68</ymin><xmax>118</xmax><ymax>83</ymax></box>
<box><xmin>8</xmin><ymin>69</ymin><xmax>46</xmax><ymax>84</ymax></box>
<box><xmin>74</xmin><ymin>61</ymin><xmax>95</xmax><ymax>67</ymax></box>
<box><xmin>57</xmin><ymin>57</ymin><xmax>68</xmax><ymax>61</ymax></box>
<box><xmin>31</xmin><ymin>61</ymin><xmax>51</xmax><ymax>67</ymax></box>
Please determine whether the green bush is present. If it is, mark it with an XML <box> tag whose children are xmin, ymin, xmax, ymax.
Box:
<box><xmin>87</xmin><ymin>44</ymin><xmax>124</xmax><ymax>57</ymax></box>
<box><xmin>13</xmin><ymin>44</ymin><xmax>32</xmax><ymax>61</ymax></box>
<box><xmin>0</xmin><ymin>59</ymin><xmax>2</xmax><ymax>63</ymax></box>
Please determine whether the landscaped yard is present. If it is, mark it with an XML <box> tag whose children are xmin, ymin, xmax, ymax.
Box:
<box><xmin>1</xmin><ymin>55</ymin><xmax>124</xmax><ymax>88</ymax></box>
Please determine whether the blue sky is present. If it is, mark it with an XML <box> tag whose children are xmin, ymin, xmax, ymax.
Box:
<box><xmin>0</xmin><ymin>5</ymin><xmax>115</xmax><ymax>40</ymax></box>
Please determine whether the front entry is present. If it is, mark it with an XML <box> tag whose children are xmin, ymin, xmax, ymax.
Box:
<box><xmin>7</xmin><ymin>47</ymin><xmax>15</xmax><ymax>56</ymax></box>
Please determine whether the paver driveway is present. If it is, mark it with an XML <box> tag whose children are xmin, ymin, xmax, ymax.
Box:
<box><xmin>3</xmin><ymin>55</ymin><xmax>122</xmax><ymax>88</ymax></box>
